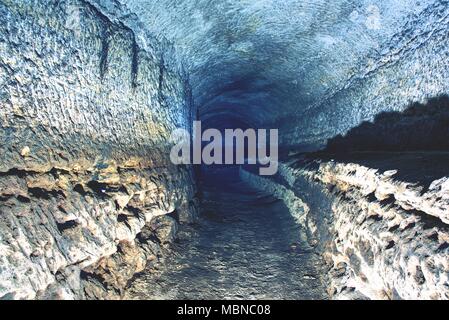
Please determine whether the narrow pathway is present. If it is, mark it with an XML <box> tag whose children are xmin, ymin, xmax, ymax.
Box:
<box><xmin>126</xmin><ymin>166</ymin><xmax>327</xmax><ymax>299</ymax></box>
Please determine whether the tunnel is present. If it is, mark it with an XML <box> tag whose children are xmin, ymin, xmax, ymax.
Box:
<box><xmin>0</xmin><ymin>0</ymin><xmax>448</xmax><ymax>300</ymax></box>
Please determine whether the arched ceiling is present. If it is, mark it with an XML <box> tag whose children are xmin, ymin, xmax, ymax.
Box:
<box><xmin>92</xmin><ymin>0</ymin><xmax>449</xmax><ymax>150</ymax></box>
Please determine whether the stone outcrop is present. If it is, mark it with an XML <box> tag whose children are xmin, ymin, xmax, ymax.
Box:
<box><xmin>296</xmin><ymin>155</ymin><xmax>449</xmax><ymax>300</ymax></box>
<box><xmin>241</xmin><ymin>154</ymin><xmax>449</xmax><ymax>300</ymax></box>
<box><xmin>0</xmin><ymin>0</ymin><xmax>197</xmax><ymax>299</ymax></box>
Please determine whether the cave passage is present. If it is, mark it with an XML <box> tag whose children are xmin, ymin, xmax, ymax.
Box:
<box><xmin>116</xmin><ymin>0</ymin><xmax>449</xmax><ymax>300</ymax></box>
<box><xmin>0</xmin><ymin>0</ymin><xmax>447</xmax><ymax>301</ymax></box>
<box><xmin>126</xmin><ymin>165</ymin><xmax>327</xmax><ymax>299</ymax></box>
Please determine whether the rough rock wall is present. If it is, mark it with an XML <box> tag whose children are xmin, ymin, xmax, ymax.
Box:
<box><xmin>0</xmin><ymin>0</ymin><xmax>197</xmax><ymax>299</ymax></box>
<box><xmin>241</xmin><ymin>156</ymin><xmax>449</xmax><ymax>300</ymax></box>
<box><xmin>112</xmin><ymin>0</ymin><xmax>449</xmax><ymax>151</ymax></box>
<box><xmin>284</xmin><ymin>0</ymin><xmax>449</xmax><ymax>149</ymax></box>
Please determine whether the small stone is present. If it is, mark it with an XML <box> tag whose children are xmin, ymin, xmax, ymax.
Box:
<box><xmin>151</xmin><ymin>215</ymin><xmax>178</xmax><ymax>245</ymax></box>
<box><xmin>414</xmin><ymin>266</ymin><xmax>426</xmax><ymax>285</ymax></box>
<box><xmin>20</xmin><ymin>146</ymin><xmax>30</xmax><ymax>157</ymax></box>
<box><xmin>332</xmin><ymin>262</ymin><xmax>347</xmax><ymax>278</ymax></box>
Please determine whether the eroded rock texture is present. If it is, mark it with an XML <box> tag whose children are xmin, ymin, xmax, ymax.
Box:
<box><xmin>107</xmin><ymin>0</ymin><xmax>448</xmax><ymax>150</ymax></box>
<box><xmin>0</xmin><ymin>0</ymin><xmax>197</xmax><ymax>299</ymax></box>
<box><xmin>242</xmin><ymin>154</ymin><xmax>449</xmax><ymax>300</ymax></box>
<box><xmin>1</xmin><ymin>0</ymin><xmax>448</xmax><ymax>301</ymax></box>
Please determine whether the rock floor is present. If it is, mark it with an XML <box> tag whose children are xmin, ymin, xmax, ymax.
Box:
<box><xmin>125</xmin><ymin>166</ymin><xmax>327</xmax><ymax>300</ymax></box>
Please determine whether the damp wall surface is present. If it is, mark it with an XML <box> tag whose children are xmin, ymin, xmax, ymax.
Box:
<box><xmin>0</xmin><ymin>0</ymin><xmax>198</xmax><ymax>299</ymax></box>
<box><xmin>241</xmin><ymin>155</ymin><xmax>449</xmax><ymax>300</ymax></box>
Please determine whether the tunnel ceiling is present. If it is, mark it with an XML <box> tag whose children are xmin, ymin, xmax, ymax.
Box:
<box><xmin>93</xmin><ymin>0</ymin><xmax>449</xmax><ymax>150</ymax></box>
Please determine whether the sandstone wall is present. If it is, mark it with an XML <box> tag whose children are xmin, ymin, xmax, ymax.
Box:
<box><xmin>241</xmin><ymin>157</ymin><xmax>449</xmax><ymax>300</ymax></box>
<box><xmin>0</xmin><ymin>0</ymin><xmax>197</xmax><ymax>299</ymax></box>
